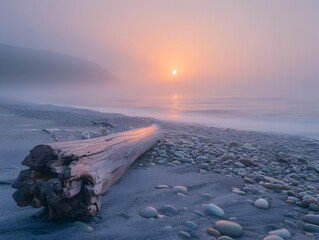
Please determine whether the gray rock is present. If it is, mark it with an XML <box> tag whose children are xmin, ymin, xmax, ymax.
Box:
<box><xmin>158</xmin><ymin>205</ymin><xmax>178</xmax><ymax>216</ymax></box>
<box><xmin>184</xmin><ymin>221</ymin><xmax>199</xmax><ymax>230</ymax></box>
<box><xmin>207</xmin><ymin>228</ymin><xmax>221</xmax><ymax>237</ymax></box>
<box><xmin>201</xmin><ymin>163</ymin><xmax>210</xmax><ymax>169</ymax></box>
<box><xmin>214</xmin><ymin>220</ymin><xmax>244</xmax><ymax>237</ymax></box>
<box><xmin>304</xmin><ymin>223</ymin><xmax>319</xmax><ymax>232</ymax></box>
<box><xmin>172</xmin><ymin>160</ymin><xmax>182</xmax><ymax>165</ymax></box>
<box><xmin>264</xmin><ymin>183</ymin><xmax>283</xmax><ymax>190</ymax></box>
<box><xmin>193</xmin><ymin>210</ymin><xmax>206</xmax><ymax>217</ymax></box>
<box><xmin>255</xmin><ymin>198</ymin><xmax>269</xmax><ymax>209</ymax></box>
<box><xmin>163</xmin><ymin>226</ymin><xmax>174</xmax><ymax>231</ymax></box>
<box><xmin>173</xmin><ymin>185</ymin><xmax>188</xmax><ymax>194</ymax></box>
<box><xmin>268</xmin><ymin>228</ymin><xmax>291</xmax><ymax>239</ymax></box>
<box><xmin>263</xmin><ymin>235</ymin><xmax>284</xmax><ymax>240</ymax></box>
<box><xmin>139</xmin><ymin>206</ymin><xmax>158</xmax><ymax>218</ymax></box>
<box><xmin>304</xmin><ymin>214</ymin><xmax>319</xmax><ymax>226</ymax></box>
<box><xmin>309</xmin><ymin>203</ymin><xmax>319</xmax><ymax>211</ymax></box>
<box><xmin>156</xmin><ymin>184</ymin><xmax>169</xmax><ymax>189</ymax></box>
<box><xmin>217</xmin><ymin>236</ymin><xmax>234</xmax><ymax>240</ymax></box>
<box><xmin>196</xmin><ymin>156</ymin><xmax>208</xmax><ymax>162</ymax></box>
<box><xmin>206</xmin><ymin>204</ymin><xmax>225</xmax><ymax>217</ymax></box>
<box><xmin>178</xmin><ymin>231</ymin><xmax>191</xmax><ymax>239</ymax></box>
<box><xmin>243</xmin><ymin>143</ymin><xmax>255</xmax><ymax>150</ymax></box>
<box><xmin>201</xmin><ymin>193</ymin><xmax>213</xmax><ymax>199</ymax></box>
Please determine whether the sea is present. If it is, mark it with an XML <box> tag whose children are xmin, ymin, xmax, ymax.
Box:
<box><xmin>75</xmin><ymin>97</ymin><xmax>319</xmax><ymax>139</ymax></box>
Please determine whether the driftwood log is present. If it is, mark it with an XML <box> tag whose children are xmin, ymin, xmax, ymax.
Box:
<box><xmin>12</xmin><ymin>124</ymin><xmax>161</xmax><ymax>220</ymax></box>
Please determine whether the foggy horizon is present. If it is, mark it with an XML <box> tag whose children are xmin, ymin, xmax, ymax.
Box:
<box><xmin>0</xmin><ymin>0</ymin><xmax>318</xmax><ymax>104</ymax></box>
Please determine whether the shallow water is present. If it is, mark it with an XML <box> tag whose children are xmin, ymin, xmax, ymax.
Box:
<box><xmin>72</xmin><ymin>97</ymin><xmax>319</xmax><ymax>139</ymax></box>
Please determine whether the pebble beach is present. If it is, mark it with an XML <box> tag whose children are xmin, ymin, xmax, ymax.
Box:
<box><xmin>1</xmin><ymin>101</ymin><xmax>319</xmax><ymax>240</ymax></box>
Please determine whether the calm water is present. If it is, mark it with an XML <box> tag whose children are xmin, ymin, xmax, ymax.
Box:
<box><xmin>78</xmin><ymin>97</ymin><xmax>319</xmax><ymax>139</ymax></box>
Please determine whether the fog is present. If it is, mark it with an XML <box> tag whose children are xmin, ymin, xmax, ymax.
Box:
<box><xmin>0</xmin><ymin>0</ymin><xmax>319</xmax><ymax>105</ymax></box>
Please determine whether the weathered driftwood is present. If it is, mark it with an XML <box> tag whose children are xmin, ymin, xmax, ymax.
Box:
<box><xmin>12</xmin><ymin>124</ymin><xmax>161</xmax><ymax>220</ymax></box>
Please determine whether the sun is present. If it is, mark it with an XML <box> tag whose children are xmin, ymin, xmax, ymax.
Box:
<box><xmin>171</xmin><ymin>69</ymin><xmax>177</xmax><ymax>76</ymax></box>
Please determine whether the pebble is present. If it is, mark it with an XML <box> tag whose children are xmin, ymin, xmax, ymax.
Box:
<box><xmin>172</xmin><ymin>160</ymin><xmax>182</xmax><ymax>165</ymax></box>
<box><xmin>263</xmin><ymin>235</ymin><xmax>284</xmax><ymax>240</ymax></box>
<box><xmin>196</xmin><ymin>156</ymin><xmax>208</xmax><ymax>162</ymax></box>
<box><xmin>184</xmin><ymin>221</ymin><xmax>199</xmax><ymax>230</ymax></box>
<box><xmin>206</xmin><ymin>203</ymin><xmax>225</xmax><ymax>217</ymax></box>
<box><xmin>264</xmin><ymin>183</ymin><xmax>283</xmax><ymax>190</ymax></box>
<box><xmin>232</xmin><ymin>189</ymin><xmax>246</xmax><ymax>195</ymax></box>
<box><xmin>158</xmin><ymin>205</ymin><xmax>178</xmax><ymax>216</ymax></box>
<box><xmin>268</xmin><ymin>228</ymin><xmax>291</xmax><ymax>239</ymax></box>
<box><xmin>207</xmin><ymin>228</ymin><xmax>221</xmax><ymax>237</ymax></box>
<box><xmin>201</xmin><ymin>193</ymin><xmax>213</xmax><ymax>199</ymax></box>
<box><xmin>214</xmin><ymin>220</ymin><xmax>244</xmax><ymax>237</ymax></box>
<box><xmin>156</xmin><ymin>185</ymin><xmax>169</xmax><ymax>189</ymax></box>
<box><xmin>173</xmin><ymin>186</ymin><xmax>188</xmax><ymax>194</ymax></box>
<box><xmin>303</xmin><ymin>214</ymin><xmax>319</xmax><ymax>226</ymax></box>
<box><xmin>178</xmin><ymin>231</ymin><xmax>191</xmax><ymax>239</ymax></box>
<box><xmin>81</xmin><ymin>131</ymin><xmax>91</xmax><ymax>139</ymax></box>
<box><xmin>309</xmin><ymin>203</ymin><xmax>318</xmax><ymax>211</ymax></box>
<box><xmin>163</xmin><ymin>226</ymin><xmax>173</xmax><ymax>231</ymax></box>
<box><xmin>304</xmin><ymin>223</ymin><xmax>319</xmax><ymax>232</ymax></box>
<box><xmin>193</xmin><ymin>210</ymin><xmax>206</xmax><ymax>217</ymax></box>
<box><xmin>243</xmin><ymin>143</ymin><xmax>255</xmax><ymax>150</ymax></box>
<box><xmin>139</xmin><ymin>206</ymin><xmax>158</xmax><ymax>218</ymax></box>
<box><xmin>255</xmin><ymin>198</ymin><xmax>270</xmax><ymax>209</ymax></box>
<box><xmin>217</xmin><ymin>236</ymin><xmax>234</xmax><ymax>240</ymax></box>
<box><xmin>201</xmin><ymin>163</ymin><xmax>209</xmax><ymax>169</ymax></box>
<box><xmin>177</xmin><ymin>193</ymin><xmax>187</xmax><ymax>197</ymax></box>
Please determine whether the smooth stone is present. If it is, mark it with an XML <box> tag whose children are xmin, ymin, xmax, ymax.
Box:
<box><xmin>158</xmin><ymin>205</ymin><xmax>178</xmax><ymax>216</ymax></box>
<box><xmin>268</xmin><ymin>228</ymin><xmax>291</xmax><ymax>239</ymax></box>
<box><xmin>179</xmin><ymin>231</ymin><xmax>191</xmax><ymax>239</ymax></box>
<box><xmin>177</xmin><ymin>193</ymin><xmax>187</xmax><ymax>197</ymax></box>
<box><xmin>207</xmin><ymin>228</ymin><xmax>221</xmax><ymax>237</ymax></box>
<box><xmin>139</xmin><ymin>206</ymin><xmax>158</xmax><ymax>218</ymax></box>
<box><xmin>193</xmin><ymin>210</ymin><xmax>206</xmax><ymax>217</ymax></box>
<box><xmin>163</xmin><ymin>226</ymin><xmax>174</xmax><ymax>231</ymax></box>
<box><xmin>172</xmin><ymin>160</ymin><xmax>182</xmax><ymax>165</ymax></box>
<box><xmin>284</xmin><ymin>220</ymin><xmax>298</xmax><ymax>228</ymax></box>
<box><xmin>201</xmin><ymin>193</ymin><xmax>213</xmax><ymax>199</ymax></box>
<box><xmin>72</xmin><ymin>221</ymin><xmax>93</xmax><ymax>233</ymax></box>
<box><xmin>173</xmin><ymin>185</ymin><xmax>188</xmax><ymax>194</ymax></box>
<box><xmin>184</xmin><ymin>221</ymin><xmax>199</xmax><ymax>230</ymax></box>
<box><xmin>309</xmin><ymin>203</ymin><xmax>318</xmax><ymax>211</ymax></box>
<box><xmin>264</xmin><ymin>183</ymin><xmax>283</xmax><ymax>190</ymax></box>
<box><xmin>206</xmin><ymin>204</ymin><xmax>225</xmax><ymax>217</ymax></box>
<box><xmin>255</xmin><ymin>198</ymin><xmax>270</xmax><ymax>209</ymax></box>
<box><xmin>243</xmin><ymin>143</ymin><xmax>255</xmax><ymax>150</ymax></box>
<box><xmin>214</xmin><ymin>220</ymin><xmax>244</xmax><ymax>237</ymax></box>
<box><xmin>263</xmin><ymin>235</ymin><xmax>284</xmax><ymax>240</ymax></box>
<box><xmin>217</xmin><ymin>236</ymin><xmax>234</xmax><ymax>240</ymax></box>
<box><xmin>156</xmin><ymin>185</ymin><xmax>169</xmax><ymax>189</ymax></box>
<box><xmin>304</xmin><ymin>223</ymin><xmax>319</xmax><ymax>232</ymax></box>
<box><xmin>201</xmin><ymin>163</ymin><xmax>210</xmax><ymax>169</ymax></box>
<box><xmin>303</xmin><ymin>214</ymin><xmax>319</xmax><ymax>226</ymax></box>
<box><xmin>184</xmin><ymin>228</ymin><xmax>198</xmax><ymax>238</ymax></box>
<box><xmin>232</xmin><ymin>189</ymin><xmax>246</xmax><ymax>195</ymax></box>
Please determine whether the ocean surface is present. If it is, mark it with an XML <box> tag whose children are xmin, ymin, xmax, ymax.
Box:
<box><xmin>75</xmin><ymin>97</ymin><xmax>319</xmax><ymax>139</ymax></box>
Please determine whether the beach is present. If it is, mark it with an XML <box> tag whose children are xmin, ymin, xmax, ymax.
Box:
<box><xmin>1</xmin><ymin>102</ymin><xmax>319</xmax><ymax>240</ymax></box>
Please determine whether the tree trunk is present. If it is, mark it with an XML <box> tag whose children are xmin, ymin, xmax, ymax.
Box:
<box><xmin>12</xmin><ymin>124</ymin><xmax>161</xmax><ymax>220</ymax></box>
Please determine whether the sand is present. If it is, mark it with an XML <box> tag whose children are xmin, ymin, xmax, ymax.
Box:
<box><xmin>0</xmin><ymin>101</ymin><xmax>318</xmax><ymax>240</ymax></box>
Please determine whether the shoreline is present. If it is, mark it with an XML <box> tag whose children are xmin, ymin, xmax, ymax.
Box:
<box><xmin>0</xmin><ymin>102</ymin><xmax>319</xmax><ymax>239</ymax></box>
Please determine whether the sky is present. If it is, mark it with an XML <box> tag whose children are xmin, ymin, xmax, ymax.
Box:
<box><xmin>0</xmin><ymin>0</ymin><xmax>318</xmax><ymax>104</ymax></box>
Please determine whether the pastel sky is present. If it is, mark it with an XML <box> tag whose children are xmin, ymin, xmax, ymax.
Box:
<box><xmin>0</xmin><ymin>0</ymin><xmax>318</xmax><ymax>102</ymax></box>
